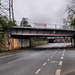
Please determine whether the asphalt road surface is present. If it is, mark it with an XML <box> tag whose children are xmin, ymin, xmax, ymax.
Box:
<box><xmin>0</xmin><ymin>43</ymin><xmax>75</xmax><ymax>75</ymax></box>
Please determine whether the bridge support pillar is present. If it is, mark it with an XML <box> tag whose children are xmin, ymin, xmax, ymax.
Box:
<box><xmin>20</xmin><ymin>39</ymin><xmax>30</xmax><ymax>49</ymax></box>
<box><xmin>72</xmin><ymin>35</ymin><xmax>75</xmax><ymax>47</ymax></box>
<box><xmin>74</xmin><ymin>35</ymin><xmax>75</xmax><ymax>47</ymax></box>
<box><xmin>29</xmin><ymin>38</ymin><xmax>31</xmax><ymax>47</ymax></box>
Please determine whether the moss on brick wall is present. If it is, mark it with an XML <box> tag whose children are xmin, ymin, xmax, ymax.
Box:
<box><xmin>0</xmin><ymin>39</ymin><xmax>8</xmax><ymax>51</ymax></box>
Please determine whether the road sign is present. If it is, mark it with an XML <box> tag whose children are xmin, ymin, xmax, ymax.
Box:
<box><xmin>34</xmin><ymin>23</ymin><xmax>47</xmax><ymax>28</ymax></box>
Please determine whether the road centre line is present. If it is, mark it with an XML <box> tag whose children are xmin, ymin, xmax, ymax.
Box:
<box><xmin>50</xmin><ymin>56</ymin><xmax>52</xmax><ymax>58</ymax></box>
<box><xmin>35</xmin><ymin>49</ymin><xmax>59</xmax><ymax>75</ymax></box>
<box><xmin>55</xmin><ymin>69</ymin><xmax>61</xmax><ymax>75</ymax></box>
<box><xmin>48</xmin><ymin>59</ymin><xmax>50</xmax><ymax>61</ymax></box>
<box><xmin>35</xmin><ymin>69</ymin><xmax>41</xmax><ymax>74</ymax></box>
<box><xmin>43</xmin><ymin>63</ymin><xmax>46</xmax><ymax>66</ymax></box>
<box><xmin>51</xmin><ymin>49</ymin><xmax>58</xmax><ymax>57</ymax></box>
<box><xmin>58</xmin><ymin>61</ymin><xmax>62</xmax><ymax>66</ymax></box>
<box><xmin>50</xmin><ymin>47</ymin><xmax>62</xmax><ymax>59</ymax></box>
<box><xmin>35</xmin><ymin>46</ymin><xmax>64</xmax><ymax>75</ymax></box>
<box><xmin>61</xmin><ymin>57</ymin><xmax>63</xmax><ymax>59</ymax></box>
<box><xmin>63</xmin><ymin>50</ymin><xmax>65</xmax><ymax>54</ymax></box>
<box><xmin>7</xmin><ymin>58</ymin><xmax>23</xmax><ymax>64</ymax></box>
<box><xmin>62</xmin><ymin>54</ymin><xmax>64</xmax><ymax>56</ymax></box>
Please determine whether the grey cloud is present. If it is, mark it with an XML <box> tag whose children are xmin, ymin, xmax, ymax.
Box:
<box><xmin>14</xmin><ymin>0</ymin><xmax>70</xmax><ymax>27</ymax></box>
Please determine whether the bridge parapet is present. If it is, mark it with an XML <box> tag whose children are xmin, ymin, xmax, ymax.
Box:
<box><xmin>10</xmin><ymin>27</ymin><xmax>75</xmax><ymax>37</ymax></box>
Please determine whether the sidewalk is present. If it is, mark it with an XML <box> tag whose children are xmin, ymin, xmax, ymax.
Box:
<box><xmin>35</xmin><ymin>43</ymin><xmax>71</xmax><ymax>48</ymax></box>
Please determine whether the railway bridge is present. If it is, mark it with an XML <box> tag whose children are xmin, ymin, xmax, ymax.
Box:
<box><xmin>10</xmin><ymin>26</ymin><xmax>75</xmax><ymax>47</ymax></box>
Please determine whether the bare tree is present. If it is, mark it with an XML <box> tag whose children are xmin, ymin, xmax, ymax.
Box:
<box><xmin>62</xmin><ymin>0</ymin><xmax>75</xmax><ymax>29</ymax></box>
<box><xmin>20</xmin><ymin>18</ymin><xmax>31</xmax><ymax>27</ymax></box>
<box><xmin>67</xmin><ymin>0</ymin><xmax>75</xmax><ymax>20</ymax></box>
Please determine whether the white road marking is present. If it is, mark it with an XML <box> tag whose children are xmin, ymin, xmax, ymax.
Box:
<box><xmin>53</xmin><ymin>51</ymin><xmax>57</xmax><ymax>55</ymax></box>
<box><xmin>50</xmin><ymin>48</ymin><xmax>61</xmax><ymax>58</ymax></box>
<box><xmin>50</xmin><ymin>49</ymin><xmax>59</xmax><ymax>59</ymax></box>
<box><xmin>43</xmin><ymin>63</ymin><xmax>46</xmax><ymax>66</ymax></box>
<box><xmin>58</xmin><ymin>61</ymin><xmax>62</xmax><ymax>66</ymax></box>
<box><xmin>58</xmin><ymin>52</ymin><xmax>62</xmax><ymax>53</ymax></box>
<box><xmin>62</xmin><ymin>54</ymin><xmax>64</xmax><ymax>56</ymax></box>
<box><xmin>50</xmin><ymin>61</ymin><xmax>58</xmax><ymax>63</ymax></box>
<box><xmin>7</xmin><ymin>58</ymin><xmax>23</xmax><ymax>64</ymax></box>
<box><xmin>35</xmin><ymin>69</ymin><xmax>41</xmax><ymax>74</ymax></box>
<box><xmin>55</xmin><ymin>69</ymin><xmax>61</xmax><ymax>75</ymax></box>
<box><xmin>61</xmin><ymin>57</ymin><xmax>63</xmax><ymax>59</ymax></box>
<box><xmin>48</xmin><ymin>59</ymin><xmax>50</xmax><ymax>61</ymax></box>
<box><xmin>50</xmin><ymin>56</ymin><xmax>52</xmax><ymax>58</ymax></box>
<box><xmin>51</xmin><ymin>49</ymin><xmax>59</xmax><ymax>58</ymax></box>
<box><xmin>63</xmin><ymin>50</ymin><xmax>65</xmax><ymax>54</ymax></box>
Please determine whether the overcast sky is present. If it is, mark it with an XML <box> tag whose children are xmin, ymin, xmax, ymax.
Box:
<box><xmin>14</xmin><ymin>0</ymin><xmax>70</xmax><ymax>27</ymax></box>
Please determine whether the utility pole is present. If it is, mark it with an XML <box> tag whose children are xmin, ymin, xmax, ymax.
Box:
<box><xmin>0</xmin><ymin>0</ymin><xmax>1</xmax><ymax>5</ymax></box>
<box><xmin>9</xmin><ymin>0</ymin><xmax>14</xmax><ymax>21</ymax></box>
<box><xmin>0</xmin><ymin>0</ymin><xmax>1</xmax><ymax>16</ymax></box>
<box><xmin>0</xmin><ymin>0</ymin><xmax>14</xmax><ymax>50</ymax></box>
<box><xmin>9</xmin><ymin>0</ymin><xmax>11</xmax><ymax>20</ymax></box>
<box><xmin>11</xmin><ymin>0</ymin><xmax>14</xmax><ymax>21</ymax></box>
<box><xmin>0</xmin><ymin>0</ymin><xmax>14</xmax><ymax>21</ymax></box>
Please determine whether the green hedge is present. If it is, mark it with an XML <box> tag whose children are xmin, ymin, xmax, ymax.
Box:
<box><xmin>30</xmin><ymin>38</ymin><xmax>48</xmax><ymax>47</ymax></box>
